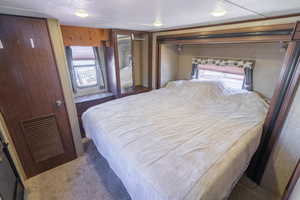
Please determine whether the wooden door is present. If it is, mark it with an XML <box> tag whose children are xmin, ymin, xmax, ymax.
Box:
<box><xmin>0</xmin><ymin>15</ymin><xmax>76</xmax><ymax>177</ymax></box>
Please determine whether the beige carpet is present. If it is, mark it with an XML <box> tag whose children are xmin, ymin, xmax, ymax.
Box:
<box><xmin>25</xmin><ymin>140</ymin><xmax>279</xmax><ymax>200</ymax></box>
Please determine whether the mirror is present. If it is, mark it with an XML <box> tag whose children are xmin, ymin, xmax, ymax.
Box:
<box><xmin>117</xmin><ymin>34</ymin><xmax>134</xmax><ymax>93</ymax></box>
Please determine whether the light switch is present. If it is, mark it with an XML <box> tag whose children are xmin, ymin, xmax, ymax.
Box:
<box><xmin>0</xmin><ymin>40</ymin><xmax>3</xmax><ymax>49</ymax></box>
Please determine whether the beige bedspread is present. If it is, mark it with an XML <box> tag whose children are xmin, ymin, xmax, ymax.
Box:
<box><xmin>82</xmin><ymin>80</ymin><xmax>268</xmax><ymax>200</ymax></box>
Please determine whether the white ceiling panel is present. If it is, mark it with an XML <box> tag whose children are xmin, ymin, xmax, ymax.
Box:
<box><xmin>228</xmin><ymin>0</ymin><xmax>300</xmax><ymax>17</ymax></box>
<box><xmin>0</xmin><ymin>0</ymin><xmax>299</xmax><ymax>31</ymax></box>
<box><xmin>0</xmin><ymin>0</ymin><xmax>259</xmax><ymax>30</ymax></box>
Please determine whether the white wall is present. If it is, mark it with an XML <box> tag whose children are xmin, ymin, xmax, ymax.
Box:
<box><xmin>177</xmin><ymin>43</ymin><xmax>285</xmax><ymax>99</ymax></box>
<box><xmin>261</xmin><ymin>83</ymin><xmax>300</xmax><ymax>196</ymax></box>
<box><xmin>160</xmin><ymin>44</ymin><xmax>179</xmax><ymax>87</ymax></box>
<box><xmin>290</xmin><ymin>178</ymin><xmax>300</xmax><ymax>200</ymax></box>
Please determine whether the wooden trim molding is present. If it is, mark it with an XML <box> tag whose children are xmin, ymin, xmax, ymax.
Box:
<box><xmin>148</xmin><ymin>33</ymin><xmax>153</xmax><ymax>89</ymax></box>
<box><xmin>159</xmin><ymin>35</ymin><xmax>291</xmax><ymax>45</ymax></box>
<box><xmin>156</xmin><ymin>42</ymin><xmax>161</xmax><ymax>89</ymax></box>
<box><xmin>158</xmin><ymin>23</ymin><xmax>294</xmax><ymax>39</ymax></box>
<box><xmin>292</xmin><ymin>21</ymin><xmax>300</xmax><ymax>40</ymax></box>
<box><xmin>157</xmin><ymin>24</ymin><xmax>295</xmax><ymax>45</ymax></box>
<box><xmin>282</xmin><ymin>159</ymin><xmax>300</xmax><ymax>200</ymax></box>
<box><xmin>252</xmin><ymin>41</ymin><xmax>300</xmax><ymax>183</ymax></box>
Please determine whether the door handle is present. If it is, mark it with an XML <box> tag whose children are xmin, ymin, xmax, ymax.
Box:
<box><xmin>0</xmin><ymin>39</ymin><xmax>3</xmax><ymax>49</ymax></box>
<box><xmin>55</xmin><ymin>100</ymin><xmax>64</xmax><ymax>107</ymax></box>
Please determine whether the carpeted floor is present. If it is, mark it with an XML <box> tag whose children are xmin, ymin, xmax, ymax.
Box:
<box><xmin>25</xmin><ymin>140</ymin><xmax>279</xmax><ymax>200</ymax></box>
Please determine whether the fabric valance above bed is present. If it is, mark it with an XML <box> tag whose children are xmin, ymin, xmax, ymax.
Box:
<box><xmin>192</xmin><ymin>57</ymin><xmax>255</xmax><ymax>69</ymax></box>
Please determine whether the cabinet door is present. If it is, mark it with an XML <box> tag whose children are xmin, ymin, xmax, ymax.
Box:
<box><xmin>0</xmin><ymin>15</ymin><xmax>76</xmax><ymax>177</ymax></box>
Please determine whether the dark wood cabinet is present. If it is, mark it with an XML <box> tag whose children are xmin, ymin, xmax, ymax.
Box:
<box><xmin>60</xmin><ymin>25</ymin><xmax>111</xmax><ymax>46</ymax></box>
<box><xmin>0</xmin><ymin>15</ymin><xmax>76</xmax><ymax>177</ymax></box>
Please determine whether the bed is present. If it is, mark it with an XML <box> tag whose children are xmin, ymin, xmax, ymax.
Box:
<box><xmin>82</xmin><ymin>80</ymin><xmax>268</xmax><ymax>200</ymax></box>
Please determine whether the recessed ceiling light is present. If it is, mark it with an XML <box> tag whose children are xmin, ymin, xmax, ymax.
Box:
<box><xmin>75</xmin><ymin>10</ymin><xmax>89</xmax><ymax>18</ymax></box>
<box><xmin>211</xmin><ymin>9</ymin><xmax>227</xmax><ymax>17</ymax></box>
<box><xmin>211</xmin><ymin>0</ymin><xmax>227</xmax><ymax>17</ymax></box>
<box><xmin>153</xmin><ymin>20</ymin><xmax>163</xmax><ymax>27</ymax></box>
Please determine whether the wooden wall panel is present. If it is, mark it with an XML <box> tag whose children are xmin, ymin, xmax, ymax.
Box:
<box><xmin>76</xmin><ymin>95</ymin><xmax>115</xmax><ymax>137</ymax></box>
<box><xmin>61</xmin><ymin>25</ymin><xmax>110</xmax><ymax>46</ymax></box>
<box><xmin>296</xmin><ymin>22</ymin><xmax>300</xmax><ymax>32</ymax></box>
<box><xmin>294</xmin><ymin>32</ymin><xmax>300</xmax><ymax>40</ymax></box>
<box><xmin>292</xmin><ymin>22</ymin><xmax>300</xmax><ymax>40</ymax></box>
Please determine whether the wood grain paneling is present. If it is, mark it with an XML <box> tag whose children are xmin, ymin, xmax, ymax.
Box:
<box><xmin>76</xmin><ymin>95</ymin><xmax>115</xmax><ymax>116</ymax></box>
<box><xmin>0</xmin><ymin>15</ymin><xmax>76</xmax><ymax>177</ymax></box>
<box><xmin>292</xmin><ymin>22</ymin><xmax>300</xmax><ymax>40</ymax></box>
<box><xmin>158</xmin><ymin>23</ymin><xmax>294</xmax><ymax>46</ymax></box>
<box><xmin>294</xmin><ymin>32</ymin><xmax>300</xmax><ymax>40</ymax></box>
<box><xmin>158</xmin><ymin>23</ymin><xmax>294</xmax><ymax>40</ymax></box>
<box><xmin>296</xmin><ymin>22</ymin><xmax>300</xmax><ymax>32</ymax></box>
<box><xmin>76</xmin><ymin>95</ymin><xmax>115</xmax><ymax>137</ymax></box>
<box><xmin>160</xmin><ymin>35</ymin><xmax>292</xmax><ymax>45</ymax></box>
<box><xmin>61</xmin><ymin>25</ymin><xmax>110</xmax><ymax>46</ymax></box>
<box><xmin>119</xmin><ymin>86</ymin><xmax>151</xmax><ymax>97</ymax></box>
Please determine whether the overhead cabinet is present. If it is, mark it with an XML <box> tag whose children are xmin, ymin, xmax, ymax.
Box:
<box><xmin>61</xmin><ymin>25</ymin><xmax>110</xmax><ymax>46</ymax></box>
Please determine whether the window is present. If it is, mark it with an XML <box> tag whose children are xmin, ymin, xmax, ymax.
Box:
<box><xmin>66</xmin><ymin>46</ymin><xmax>106</xmax><ymax>96</ymax></box>
<box><xmin>197</xmin><ymin>69</ymin><xmax>245</xmax><ymax>90</ymax></box>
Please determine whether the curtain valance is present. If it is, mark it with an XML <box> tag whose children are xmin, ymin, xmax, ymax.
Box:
<box><xmin>191</xmin><ymin>57</ymin><xmax>255</xmax><ymax>91</ymax></box>
<box><xmin>192</xmin><ymin>57</ymin><xmax>255</xmax><ymax>69</ymax></box>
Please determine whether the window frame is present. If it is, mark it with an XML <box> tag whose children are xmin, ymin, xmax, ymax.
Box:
<box><xmin>66</xmin><ymin>46</ymin><xmax>107</xmax><ymax>97</ymax></box>
<box><xmin>196</xmin><ymin>68</ymin><xmax>245</xmax><ymax>90</ymax></box>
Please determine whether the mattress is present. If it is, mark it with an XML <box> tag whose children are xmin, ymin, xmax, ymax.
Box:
<box><xmin>82</xmin><ymin>80</ymin><xmax>268</xmax><ymax>200</ymax></box>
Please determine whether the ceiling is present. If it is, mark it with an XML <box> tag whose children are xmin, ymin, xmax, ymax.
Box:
<box><xmin>0</xmin><ymin>0</ymin><xmax>300</xmax><ymax>31</ymax></box>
